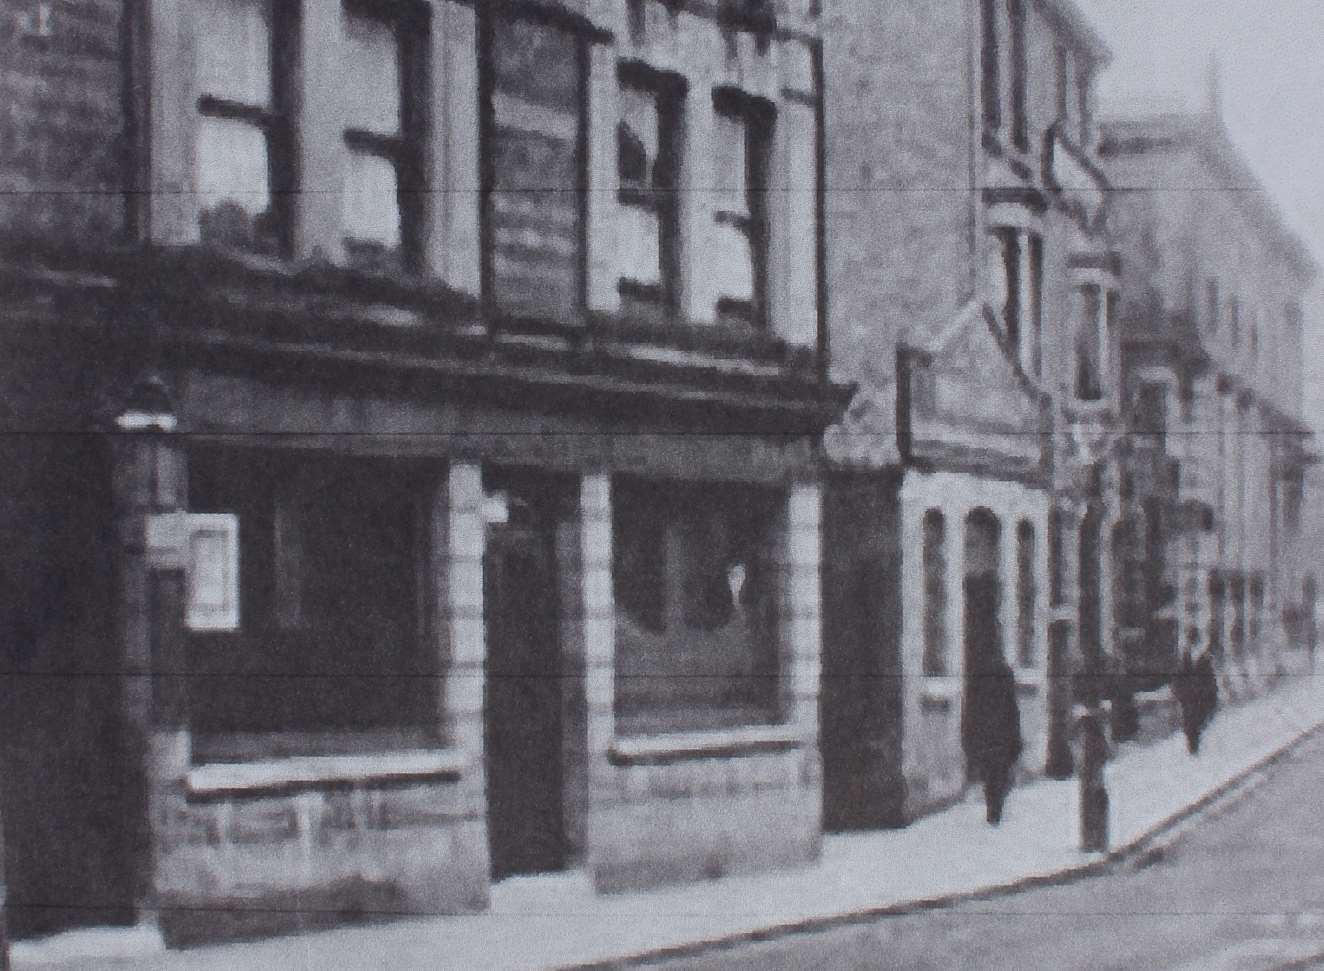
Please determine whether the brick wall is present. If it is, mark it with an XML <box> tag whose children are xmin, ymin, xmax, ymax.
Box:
<box><xmin>0</xmin><ymin>0</ymin><xmax>125</xmax><ymax>241</ymax></box>
<box><xmin>821</xmin><ymin>0</ymin><xmax>974</xmax><ymax>393</ymax></box>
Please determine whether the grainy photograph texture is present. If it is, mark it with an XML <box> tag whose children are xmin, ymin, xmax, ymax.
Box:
<box><xmin>1</xmin><ymin>0</ymin><xmax>1322</xmax><ymax>968</ymax></box>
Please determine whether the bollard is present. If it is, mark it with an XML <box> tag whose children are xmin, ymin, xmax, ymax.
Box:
<box><xmin>1079</xmin><ymin>703</ymin><xmax>1110</xmax><ymax>854</ymax></box>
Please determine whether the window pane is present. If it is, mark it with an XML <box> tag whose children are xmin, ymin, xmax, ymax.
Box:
<box><xmin>196</xmin><ymin>116</ymin><xmax>274</xmax><ymax>250</ymax></box>
<box><xmin>197</xmin><ymin>0</ymin><xmax>271</xmax><ymax>106</ymax></box>
<box><xmin>714</xmin><ymin>112</ymin><xmax>748</xmax><ymax>214</ymax></box>
<box><xmin>613</xmin><ymin>480</ymin><xmax>779</xmax><ymax>734</ymax></box>
<box><xmin>344</xmin><ymin>150</ymin><xmax>401</xmax><ymax>251</ymax></box>
<box><xmin>713</xmin><ymin>222</ymin><xmax>753</xmax><ymax>303</ymax></box>
<box><xmin>618</xmin><ymin>87</ymin><xmax>659</xmax><ymax>189</ymax></box>
<box><xmin>618</xmin><ymin>205</ymin><xmax>661</xmax><ymax>286</ymax></box>
<box><xmin>343</xmin><ymin>12</ymin><xmax>401</xmax><ymax>135</ymax></box>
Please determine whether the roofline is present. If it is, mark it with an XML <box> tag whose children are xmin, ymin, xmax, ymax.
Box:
<box><xmin>1099</xmin><ymin>112</ymin><xmax>1320</xmax><ymax>282</ymax></box>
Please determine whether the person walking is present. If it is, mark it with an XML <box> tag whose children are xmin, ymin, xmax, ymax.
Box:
<box><xmin>961</xmin><ymin>623</ymin><xmax>1023</xmax><ymax>826</ymax></box>
<box><xmin>1175</xmin><ymin>648</ymin><xmax>1219</xmax><ymax>755</ymax></box>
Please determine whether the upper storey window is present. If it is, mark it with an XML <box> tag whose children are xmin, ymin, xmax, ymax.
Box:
<box><xmin>195</xmin><ymin>0</ymin><xmax>294</xmax><ymax>256</ymax></box>
<box><xmin>712</xmin><ymin>88</ymin><xmax>774</xmax><ymax>330</ymax></box>
<box><xmin>1077</xmin><ymin>64</ymin><xmax>1093</xmax><ymax>146</ymax></box>
<box><xmin>1009</xmin><ymin>0</ymin><xmax>1028</xmax><ymax>151</ymax></box>
<box><xmin>981</xmin><ymin>0</ymin><xmax>1000</xmax><ymax>132</ymax></box>
<box><xmin>341</xmin><ymin>1</ymin><xmax>428</xmax><ymax>274</ymax></box>
<box><xmin>617</xmin><ymin>64</ymin><xmax>686</xmax><ymax>322</ymax></box>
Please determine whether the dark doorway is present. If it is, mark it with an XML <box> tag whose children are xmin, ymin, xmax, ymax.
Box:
<box><xmin>483</xmin><ymin>483</ymin><xmax>566</xmax><ymax>880</ymax></box>
<box><xmin>820</xmin><ymin>480</ymin><xmax>905</xmax><ymax>831</ymax></box>
<box><xmin>0</xmin><ymin>437</ymin><xmax>143</xmax><ymax>939</ymax></box>
<box><xmin>963</xmin><ymin>509</ymin><xmax>1003</xmax><ymax>784</ymax></box>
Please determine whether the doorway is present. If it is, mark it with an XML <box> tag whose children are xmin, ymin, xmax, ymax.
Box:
<box><xmin>820</xmin><ymin>479</ymin><xmax>906</xmax><ymax>831</ymax></box>
<box><xmin>483</xmin><ymin>480</ymin><xmax>567</xmax><ymax>880</ymax></box>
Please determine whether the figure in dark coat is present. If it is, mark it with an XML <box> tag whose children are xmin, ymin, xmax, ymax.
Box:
<box><xmin>961</xmin><ymin>621</ymin><xmax>1023</xmax><ymax>825</ymax></box>
<box><xmin>1175</xmin><ymin>649</ymin><xmax>1219</xmax><ymax>754</ymax></box>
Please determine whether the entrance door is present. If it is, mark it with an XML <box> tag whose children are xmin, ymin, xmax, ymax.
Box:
<box><xmin>484</xmin><ymin>511</ymin><xmax>565</xmax><ymax>880</ymax></box>
<box><xmin>821</xmin><ymin>552</ymin><xmax>905</xmax><ymax>830</ymax></box>
<box><xmin>1</xmin><ymin>439</ymin><xmax>143</xmax><ymax>939</ymax></box>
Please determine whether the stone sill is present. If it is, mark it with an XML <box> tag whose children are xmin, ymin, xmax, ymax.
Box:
<box><xmin>186</xmin><ymin>749</ymin><xmax>468</xmax><ymax>799</ymax></box>
<box><xmin>608</xmin><ymin>725</ymin><xmax>803</xmax><ymax>766</ymax></box>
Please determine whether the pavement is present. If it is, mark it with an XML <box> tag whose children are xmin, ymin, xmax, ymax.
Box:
<box><xmin>651</xmin><ymin>708</ymin><xmax>1324</xmax><ymax>970</ymax></box>
<box><xmin>12</xmin><ymin>671</ymin><xmax>1324</xmax><ymax>971</ymax></box>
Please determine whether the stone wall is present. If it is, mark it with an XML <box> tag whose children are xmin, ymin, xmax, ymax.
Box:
<box><xmin>898</xmin><ymin>469</ymin><xmax>1051</xmax><ymax>815</ymax></box>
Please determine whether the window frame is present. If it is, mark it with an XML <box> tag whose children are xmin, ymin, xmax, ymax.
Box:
<box><xmin>616</xmin><ymin>60</ymin><xmax>688</xmax><ymax>318</ymax></box>
<box><xmin>712</xmin><ymin>86</ymin><xmax>775</xmax><ymax>331</ymax></box>
<box><xmin>194</xmin><ymin>0</ymin><xmax>298</xmax><ymax>257</ymax></box>
<box><xmin>340</xmin><ymin>0</ymin><xmax>430</xmax><ymax>274</ymax></box>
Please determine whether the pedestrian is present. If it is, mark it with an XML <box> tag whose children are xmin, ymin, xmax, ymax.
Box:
<box><xmin>1193</xmin><ymin>648</ymin><xmax>1219</xmax><ymax>737</ymax></box>
<box><xmin>961</xmin><ymin>633</ymin><xmax>1023</xmax><ymax>826</ymax></box>
<box><xmin>1174</xmin><ymin>649</ymin><xmax>1201</xmax><ymax>754</ymax></box>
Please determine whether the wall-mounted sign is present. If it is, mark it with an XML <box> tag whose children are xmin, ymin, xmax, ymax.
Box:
<box><xmin>487</xmin><ymin>13</ymin><xmax>585</xmax><ymax>322</ymax></box>
<box><xmin>184</xmin><ymin>514</ymin><xmax>240</xmax><ymax>631</ymax></box>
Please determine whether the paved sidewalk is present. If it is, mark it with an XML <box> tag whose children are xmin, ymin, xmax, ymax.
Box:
<box><xmin>15</xmin><ymin>673</ymin><xmax>1324</xmax><ymax>971</ymax></box>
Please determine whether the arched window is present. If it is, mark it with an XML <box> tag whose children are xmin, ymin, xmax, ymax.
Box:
<box><xmin>1016</xmin><ymin>520</ymin><xmax>1036</xmax><ymax>667</ymax></box>
<box><xmin>922</xmin><ymin>510</ymin><xmax>947</xmax><ymax>676</ymax></box>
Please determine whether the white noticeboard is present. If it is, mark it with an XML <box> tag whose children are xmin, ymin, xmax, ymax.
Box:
<box><xmin>185</xmin><ymin>513</ymin><xmax>240</xmax><ymax>632</ymax></box>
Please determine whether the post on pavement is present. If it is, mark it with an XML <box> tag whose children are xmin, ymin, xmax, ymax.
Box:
<box><xmin>1078</xmin><ymin>700</ymin><xmax>1110</xmax><ymax>854</ymax></box>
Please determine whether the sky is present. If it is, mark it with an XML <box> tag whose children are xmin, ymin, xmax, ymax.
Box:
<box><xmin>1080</xmin><ymin>0</ymin><xmax>1324</xmax><ymax>421</ymax></box>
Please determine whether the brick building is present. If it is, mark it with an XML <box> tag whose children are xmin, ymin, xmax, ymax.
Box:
<box><xmin>818</xmin><ymin>0</ymin><xmax>1125</xmax><ymax>825</ymax></box>
<box><xmin>0</xmin><ymin>0</ymin><xmax>846</xmax><ymax>954</ymax></box>
<box><xmin>1100</xmin><ymin>93</ymin><xmax>1318</xmax><ymax>699</ymax></box>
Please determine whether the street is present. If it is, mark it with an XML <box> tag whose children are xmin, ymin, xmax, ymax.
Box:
<box><xmin>654</xmin><ymin>731</ymin><xmax>1324</xmax><ymax>971</ymax></box>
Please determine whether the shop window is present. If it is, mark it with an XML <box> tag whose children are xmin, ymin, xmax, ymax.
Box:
<box><xmin>617</xmin><ymin>63</ymin><xmax>686</xmax><ymax>322</ymax></box>
<box><xmin>341</xmin><ymin>0</ymin><xmax>428</xmax><ymax>273</ymax></box>
<box><xmin>1016</xmin><ymin>520</ymin><xmax>1036</xmax><ymax>667</ymax></box>
<box><xmin>613</xmin><ymin>478</ymin><xmax>781</xmax><ymax>735</ymax></box>
<box><xmin>712</xmin><ymin>87</ymin><xmax>774</xmax><ymax>330</ymax></box>
<box><xmin>484</xmin><ymin>13</ymin><xmax>586</xmax><ymax>322</ymax></box>
<box><xmin>187</xmin><ymin>450</ymin><xmax>437</xmax><ymax>761</ymax></box>
<box><xmin>195</xmin><ymin>0</ymin><xmax>293</xmax><ymax>256</ymax></box>
<box><xmin>922</xmin><ymin>510</ymin><xmax>948</xmax><ymax>677</ymax></box>
<box><xmin>980</xmin><ymin>0</ymin><xmax>1000</xmax><ymax>131</ymax></box>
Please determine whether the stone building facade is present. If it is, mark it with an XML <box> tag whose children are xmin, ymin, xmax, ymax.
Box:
<box><xmin>1101</xmin><ymin>102</ymin><xmax>1318</xmax><ymax>698</ymax></box>
<box><xmin>0</xmin><ymin>0</ymin><xmax>846</xmax><ymax>953</ymax></box>
<box><xmin>819</xmin><ymin>0</ymin><xmax>1125</xmax><ymax>825</ymax></box>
